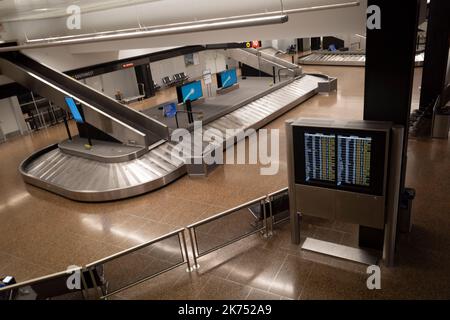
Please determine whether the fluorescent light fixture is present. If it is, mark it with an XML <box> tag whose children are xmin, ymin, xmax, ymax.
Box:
<box><xmin>0</xmin><ymin>14</ymin><xmax>287</xmax><ymax>52</ymax></box>
<box><xmin>32</xmin><ymin>8</ymin><xmax>51</xmax><ymax>12</ymax></box>
<box><xmin>0</xmin><ymin>1</ymin><xmax>360</xmax><ymax>52</ymax></box>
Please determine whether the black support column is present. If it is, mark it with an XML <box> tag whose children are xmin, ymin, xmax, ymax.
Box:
<box><xmin>311</xmin><ymin>37</ymin><xmax>321</xmax><ymax>50</ymax></box>
<box><xmin>419</xmin><ymin>0</ymin><xmax>450</xmax><ymax>110</ymax></box>
<box><xmin>362</xmin><ymin>0</ymin><xmax>421</xmax><ymax>248</ymax></box>
<box><xmin>134</xmin><ymin>64</ymin><xmax>155</xmax><ymax>98</ymax></box>
<box><xmin>297</xmin><ymin>38</ymin><xmax>304</xmax><ymax>52</ymax></box>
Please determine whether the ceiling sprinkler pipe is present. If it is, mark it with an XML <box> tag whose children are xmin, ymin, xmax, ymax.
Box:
<box><xmin>0</xmin><ymin>1</ymin><xmax>360</xmax><ymax>52</ymax></box>
<box><xmin>0</xmin><ymin>14</ymin><xmax>288</xmax><ymax>52</ymax></box>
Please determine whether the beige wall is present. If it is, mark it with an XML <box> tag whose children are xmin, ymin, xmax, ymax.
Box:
<box><xmin>150</xmin><ymin>49</ymin><xmax>228</xmax><ymax>86</ymax></box>
<box><xmin>0</xmin><ymin>97</ymin><xmax>28</xmax><ymax>136</ymax></box>
<box><xmin>82</xmin><ymin>68</ymin><xmax>140</xmax><ymax>98</ymax></box>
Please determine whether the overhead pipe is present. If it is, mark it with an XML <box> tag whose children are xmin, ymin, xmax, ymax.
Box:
<box><xmin>0</xmin><ymin>1</ymin><xmax>360</xmax><ymax>52</ymax></box>
<box><xmin>0</xmin><ymin>15</ymin><xmax>287</xmax><ymax>52</ymax></box>
<box><xmin>25</xmin><ymin>1</ymin><xmax>360</xmax><ymax>44</ymax></box>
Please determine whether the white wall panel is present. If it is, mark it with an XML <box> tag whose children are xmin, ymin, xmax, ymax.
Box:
<box><xmin>84</xmin><ymin>75</ymin><xmax>104</xmax><ymax>93</ymax></box>
<box><xmin>150</xmin><ymin>49</ymin><xmax>227</xmax><ymax>86</ymax></box>
<box><xmin>0</xmin><ymin>97</ymin><xmax>25</xmax><ymax>135</ymax></box>
<box><xmin>100</xmin><ymin>68</ymin><xmax>139</xmax><ymax>98</ymax></box>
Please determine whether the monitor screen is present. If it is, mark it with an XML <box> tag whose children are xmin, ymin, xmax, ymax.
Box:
<box><xmin>64</xmin><ymin>97</ymin><xmax>84</xmax><ymax>123</ymax></box>
<box><xmin>293</xmin><ymin>126</ymin><xmax>387</xmax><ymax>195</ymax></box>
<box><xmin>337</xmin><ymin>134</ymin><xmax>372</xmax><ymax>188</ymax></box>
<box><xmin>322</xmin><ymin>36</ymin><xmax>345</xmax><ymax>50</ymax></box>
<box><xmin>304</xmin><ymin>132</ymin><xmax>336</xmax><ymax>185</ymax></box>
<box><xmin>217</xmin><ymin>69</ymin><xmax>238</xmax><ymax>89</ymax></box>
<box><xmin>176</xmin><ymin>80</ymin><xmax>203</xmax><ymax>104</ymax></box>
<box><xmin>163</xmin><ymin>102</ymin><xmax>177</xmax><ymax>118</ymax></box>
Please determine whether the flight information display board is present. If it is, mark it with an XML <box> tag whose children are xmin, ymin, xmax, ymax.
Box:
<box><xmin>304</xmin><ymin>133</ymin><xmax>336</xmax><ymax>183</ymax></box>
<box><xmin>337</xmin><ymin>135</ymin><xmax>372</xmax><ymax>187</ymax></box>
<box><xmin>293</xmin><ymin>126</ymin><xmax>388</xmax><ymax>196</ymax></box>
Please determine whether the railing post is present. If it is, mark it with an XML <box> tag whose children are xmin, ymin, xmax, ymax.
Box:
<box><xmin>262</xmin><ymin>197</ymin><xmax>272</xmax><ymax>238</ymax></box>
<box><xmin>187</xmin><ymin>227</ymin><xmax>200</xmax><ymax>270</ymax></box>
<box><xmin>267</xmin><ymin>195</ymin><xmax>274</xmax><ymax>237</ymax></box>
<box><xmin>87</xmin><ymin>267</ymin><xmax>103</xmax><ymax>300</ymax></box>
<box><xmin>79</xmin><ymin>268</ymin><xmax>89</xmax><ymax>300</ymax></box>
<box><xmin>272</xmin><ymin>66</ymin><xmax>276</xmax><ymax>84</ymax></box>
<box><xmin>179</xmin><ymin>230</ymin><xmax>193</xmax><ymax>273</ymax></box>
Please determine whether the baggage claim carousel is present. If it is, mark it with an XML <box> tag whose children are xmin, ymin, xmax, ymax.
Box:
<box><xmin>298</xmin><ymin>51</ymin><xmax>425</xmax><ymax>67</ymax></box>
<box><xmin>20</xmin><ymin>74</ymin><xmax>336</xmax><ymax>202</ymax></box>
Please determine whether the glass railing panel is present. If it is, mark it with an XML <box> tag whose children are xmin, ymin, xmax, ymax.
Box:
<box><xmin>193</xmin><ymin>201</ymin><xmax>265</xmax><ymax>256</ymax></box>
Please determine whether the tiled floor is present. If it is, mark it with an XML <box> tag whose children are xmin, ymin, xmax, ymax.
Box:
<box><xmin>1</xmin><ymin>65</ymin><xmax>450</xmax><ymax>299</ymax></box>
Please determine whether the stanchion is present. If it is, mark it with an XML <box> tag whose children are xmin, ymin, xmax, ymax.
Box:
<box><xmin>187</xmin><ymin>228</ymin><xmax>200</xmax><ymax>270</ymax></box>
<box><xmin>272</xmin><ymin>66</ymin><xmax>276</xmax><ymax>84</ymax></box>
<box><xmin>179</xmin><ymin>231</ymin><xmax>193</xmax><ymax>273</ymax></box>
<box><xmin>186</xmin><ymin>99</ymin><xmax>194</xmax><ymax>124</ymax></box>
<box><xmin>63</xmin><ymin>116</ymin><xmax>72</xmax><ymax>141</ymax></box>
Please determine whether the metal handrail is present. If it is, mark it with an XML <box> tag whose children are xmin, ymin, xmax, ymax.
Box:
<box><xmin>96</xmin><ymin>259</ymin><xmax>187</xmax><ymax>299</ymax></box>
<box><xmin>277</xmin><ymin>67</ymin><xmax>296</xmax><ymax>82</ymax></box>
<box><xmin>186</xmin><ymin>195</ymin><xmax>267</xmax><ymax>229</ymax></box>
<box><xmin>187</xmin><ymin>196</ymin><xmax>268</xmax><ymax>269</ymax></box>
<box><xmin>86</xmin><ymin>228</ymin><xmax>190</xmax><ymax>299</ymax></box>
<box><xmin>443</xmin><ymin>84</ymin><xmax>450</xmax><ymax>106</ymax></box>
<box><xmin>267</xmin><ymin>188</ymin><xmax>290</xmax><ymax>229</ymax></box>
<box><xmin>0</xmin><ymin>228</ymin><xmax>189</xmax><ymax>299</ymax></box>
<box><xmin>85</xmin><ymin>228</ymin><xmax>185</xmax><ymax>267</ymax></box>
<box><xmin>239</xmin><ymin>48</ymin><xmax>288</xmax><ymax>70</ymax></box>
<box><xmin>191</xmin><ymin>224</ymin><xmax>265</xmax><ymax>261</ymax></box>
<box><xmin>256</xmin><ymin>50</ymin><xmax>297</xmax><ymax>68</ymax></box>
<box><xmin>0</xmin><ymin>267</ymin><xmax>84</xmax><ymax>294</ymax></box>
<box><xmin>0</xmin><ymin>189</ymin><xmax>292</xmax><ymax>298</ymax></box>
<box><xmin>186</xmin><ymin>188</ymin><xmax>290</xmax><ymax>268</ymax></box>
<box><xmin>267</xmin><ymin>187</ymin><xmax>288</xmax><ymax>198</ymax></box>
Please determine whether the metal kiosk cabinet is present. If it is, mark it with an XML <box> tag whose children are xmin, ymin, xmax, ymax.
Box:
<box><xmin>286</xmin><ymin>118</ymin><xmax>404</xmax><ymax>266</ymax></box>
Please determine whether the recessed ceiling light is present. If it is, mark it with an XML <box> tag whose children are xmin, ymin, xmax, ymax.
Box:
<box><xmin>32</xmin><ymin>8</ymin><xmax>51</xmax><ymax>12</ymax></box>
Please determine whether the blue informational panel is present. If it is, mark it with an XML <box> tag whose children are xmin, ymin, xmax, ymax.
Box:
<box><xmin>64</xmin><ymin>97</ymin><xmax>84</xmax><ymax>123</ymax></box>
<box><xmin>163</xmin><ymin>102</ymin><xmax>177</xmax><ymax>118</ymax></box>
<box><xmin>180</xmin><ymin>80</ymin><xmax>203</xmax><ymax>103</ymax></box>
<box><xmin>218</xmin><ymin>69</ymin><xmax>238</xmax><ymax>89</ymax></box>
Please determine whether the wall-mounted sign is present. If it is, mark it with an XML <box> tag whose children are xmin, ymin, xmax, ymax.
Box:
<box><xmin>244</xmin><ymin>40</ymin><xmax>262</xmax><ymax>49</ymax></box>
<box><xmin>202</xmin><ymin>69</ymin><xmax>212</xmax><ymax>85</ymax></box>
<box><xmin>72</xmin><ymin>70</ymin><xmax>95</xmax><ymax>80</ymax></box>
<box><xmin>184</xmin><ymin>53</ymin><xmax>200</xmax><ymax>66</ymax></box>
<box><xmin>122</xmin><ymin>62</ymin><xmax>135</xmax><ymax>69</ymax></box>
<box><xmin>64</xmin><ymin>97</ymin><xmax>84</xmax><ymax>123</ymax></box>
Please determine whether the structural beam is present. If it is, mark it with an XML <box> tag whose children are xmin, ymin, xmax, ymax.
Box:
<box><xmin>419</xmin><ymin>0</ymin><xmax>450</xmax><ymax>110</ymax></box>
<box><xmin>362</xmin><ymin>0</ymin><xmax>421</xmax><ymax>250</ymax></box>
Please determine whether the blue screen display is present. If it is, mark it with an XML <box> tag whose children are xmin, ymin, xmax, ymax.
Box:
<box><xmin>219</xmin><ymin>69</ymin><xmax>238</xmax><ymax>89</ymax></box>
<box><xmin>181</xmin><ymin>81</ymin><xmax>203</xmax><ymax>103</ymax></box>
<box><xmin>163</xmin><ymin>102</ymin><xmax>177</xmax><ymax>118</ymax></box>
<box><xmin>64</xmin><ymin>97</ymin><xmax>84</xmax><ymax>123</ymax></box>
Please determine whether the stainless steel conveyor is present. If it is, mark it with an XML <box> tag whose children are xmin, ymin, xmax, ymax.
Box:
<box><xmin>20</xmin><ymin>75</ymin><xmax>330</xmax><ymax>201</ymax></box>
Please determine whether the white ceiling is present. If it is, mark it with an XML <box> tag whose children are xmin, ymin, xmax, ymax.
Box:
<box><xmin>0</xmin><ymin>0</ymin><xmax>161</xmax><ymax>22</ymax></box>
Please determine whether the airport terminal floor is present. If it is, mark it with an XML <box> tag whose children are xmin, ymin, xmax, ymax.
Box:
<box><xmin>1</xmin><ymin>65</ymin><xmax>449</xmax><ymax>299</ymax></box>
